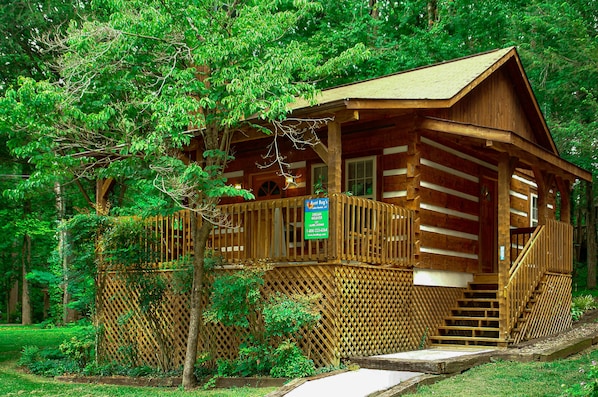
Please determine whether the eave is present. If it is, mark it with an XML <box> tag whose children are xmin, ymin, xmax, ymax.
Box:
<box><xmin>419</xmin><ymin>117</ymin><xmax>591</xmax><ymax>182</ymax></box>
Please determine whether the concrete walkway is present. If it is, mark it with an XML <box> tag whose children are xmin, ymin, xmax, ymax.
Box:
<box><xmin>283</xmin><ymin>368</ymin><xmax>423</xmax><ymax>397</ymax></box>
<box><xmin>272</xmin><ymin>347</ymin><xmax>494</xmax><ymax>397</ymax></box>
<box><xmin>268</xmin><ymin>331</ymin><xmax>598</xmax><ymax>397</ymax></box>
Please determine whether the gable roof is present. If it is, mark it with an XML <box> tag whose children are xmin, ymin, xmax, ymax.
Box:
<box><xmin>295</xmin><ymin>47</ymin><xmax>514</xmax><ymax>106</ymax></box>
<box><xmin>290</xmin><ymin>47</ymin><xmax>558</xmax><ymax>154</ymax></box>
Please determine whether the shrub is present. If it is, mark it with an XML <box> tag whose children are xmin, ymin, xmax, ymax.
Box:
<box><xmin>572</xmin><ymin>295</ymin><xmax>597</xmax><ymax>321</ymax></box>
<box><xmin>59</xmin><ymin>334</ymin><xmax>94</xmax><ymax>367</ymax></box>
<box><xmin>263</xmin><ymin>293</ymin><xmax>321</xmax><ymax>338</ymax></box>
<box><xmin>204</xmin><ymin>269</ymin><xmax>322</xmax><ymax>379</ymax></box>
<box><xmin>18</xmin><ymin>345</ymin><xmax>71</xmax><ymax>377</ymax></box>
<box><xmin>270</xmin><ymin>341</ymin><xmax>316</xmax><ymax>379</ymax></box>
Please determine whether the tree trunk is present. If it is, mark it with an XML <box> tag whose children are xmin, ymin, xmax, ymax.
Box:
<box><xmin>369</xmin><ymin>0</ymin><xmax>378</xmax><ymax>18</ymax></box>
<box><xmin>21</xmin><ymin>233</ymin><xmax>32</xmax><ymax>325</ymax></box>
<box><xmin>182</xmin><ymin>214</ymin><xmax>213</xmax><ymax>389</ymax></box>
<box><xmin>55</xmin><ymin>182</ymin><xmax>76</xmax><ymax>324</ymax></box>
<box><xmin>587</xmin><ymin>182</ymin><xmax>597</xmax><ymax>288</ymax></box>
<box><xmin>574</xmin><ymin>187</ymin><xmax>584</xmax><ymax>262</ymax></box>
<box><xmin>428</xmin><ymin>0</ymin><xmax>439</xmax><ymax>27</ymax></box>
<box><xmin>8</xmin><ymin>280</ymin><xmax>18</xmax><ymax>323</ymax></box>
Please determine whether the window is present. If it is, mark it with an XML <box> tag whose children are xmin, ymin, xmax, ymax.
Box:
<box><xmin>530</xmin><ymin>193</ymin><xmax>538</xmax><ymax>227</ymax></box>
<box><xmin>346</xmin><ymin>156</ymin><xmax>376</xmax><ymax>199</ymax></box>
<box><xmin>257</xmin><ymin>180</ymin><xmax>281</xmax><ymax>198</ymax></box>
<box><xmin>311</xmin><ymin>164</ymin><xmax>328</xmax><ymax>194</ymax></box>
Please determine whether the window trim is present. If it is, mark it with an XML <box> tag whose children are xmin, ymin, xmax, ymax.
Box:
<box><xmin>311</xmin><ymin>163</ymin><xmax>328</xmax><ymax>194</ymax></box>
<box><xmin>530</xmin><ymin>193</ymin><xmax>538</xmax><ymax>227</ymax></box>
<box><xmin>345</xmin><ymin>155</ymin><xmax>377</xmax><ymax>199</ymax></box>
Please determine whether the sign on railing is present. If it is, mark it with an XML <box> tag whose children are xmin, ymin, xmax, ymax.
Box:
<box><xmin>304</xmin><ymin>198</ymin><xmax>329</xmax><ymax>240</ymax></box>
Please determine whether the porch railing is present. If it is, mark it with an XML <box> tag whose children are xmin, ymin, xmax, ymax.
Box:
<box><xmin>505</xmin><ymin>218</ymin><xmax>572</xmax><ymax>336</ymax></box>
<box><xmin>144</xmin><ymin>194</ymin><xmax>414</xmax><ymax>267</ymax></box>
<box><xmin>510</xmin><ymin>226</ymin><xmax>536</xmax><ymax>267</ymax></box>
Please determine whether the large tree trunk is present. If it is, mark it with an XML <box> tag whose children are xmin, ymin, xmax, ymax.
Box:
<box><xmin>21</xmin><ymin>233</ymin><xmax>32</xmax><ymax>325</ymax></box>
<box><xmin>574</xmin><ymin>187</ymin><xmax>584</xmax><ymax>262</ymax></box>
<box><xmin>55</xmin><ymin>182</ymin><xmax>77</xmax><ymax>324</ymax></box>
<box><xmin>587</xmin><ymin>182</ymin><xmax>597</xmax><ymax>288</ymax></box>
<box><xmin>8</xmin><ymin>281</ymin><xmax>18</xmax><ymax>323</ymax></box>
<box><xmin>182</xmin><ymin>214</ymin><xmax>213</xmax><ymax>389</ymax></box>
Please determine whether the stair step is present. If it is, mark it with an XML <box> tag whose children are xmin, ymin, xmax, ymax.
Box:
<box><xmin>456</xmin><ymin>298</ymin><xmax>499</xmax><ymax>308</ymax></box>
<box><xmin>438</xmin><ymin>325</ymin><xmax>499</xmax><ymax>332</ymax></box>
<box><xmin>473</xmin><ymin>273</ymin><xmax>498</xmax><ymax>284</ymax></box>
<box><xmin>451</xmin><ymin>308</ymin><xmax>499</xmax><ymax>316</ymax></box>
<box><xmin>429</xmin><ymin>335</ymin><xmax>503</xmax><ymax>343</ymax></box>
<box><xmin>464</xmin><ymin>289</ymin><xmax>497</xmax><ymax>294</ymax></box>
<box><xmin>445</xmin><ymin>316</ymin><xmax>499</xmax><ymax>327</ymax></box>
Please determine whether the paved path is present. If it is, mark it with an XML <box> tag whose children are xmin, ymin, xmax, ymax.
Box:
<box><xmin>283</xmin><ymin>368</ymin><xmax>422</xmax><ymax>397</ymax></box>
<box><xmin>281</xmin><ymin>347</ymin><xmax>493</xmax><ymax>397</ymax></box>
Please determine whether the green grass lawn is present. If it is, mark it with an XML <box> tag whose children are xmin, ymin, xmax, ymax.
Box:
<box><xmin>0</xmin><ymin>325</ymin><xmax>274</xmax><ymax>397</ymax></box>
<box><xmin>3</xmin><ymin>324</ymin><xmax>598</xmax><ymax>396</ymax></box>
<box><xmin>413</xmin><ymin>349</ymin><xmax>598</xmax><ymax>397</ymax></box>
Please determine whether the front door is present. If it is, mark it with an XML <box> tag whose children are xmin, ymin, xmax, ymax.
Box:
<box><xmin>248</xmin><ymin>172</ymin><xmax>286</xmax><ymax>257</ymax></box>
<box><xmin>479</xmin><ymin>175</ymin><xmax>498</xmax><ymax>273</ymax></box>
<box><xmin>251</xmin><ymin>172</ymin><xmax>285</xmax><ymax>200</ymax></box>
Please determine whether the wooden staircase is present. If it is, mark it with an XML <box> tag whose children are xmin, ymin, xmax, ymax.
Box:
<box><xmin>429</xmin><ymin>274</ymin><xmax>507</xmax><ymax>347</ymax></box>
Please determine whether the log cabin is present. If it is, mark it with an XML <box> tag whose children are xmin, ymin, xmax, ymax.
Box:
<box><xmin>98</xmin><ymin>47</ymin><xmax>592</xmax><ymax>369</ymax></box>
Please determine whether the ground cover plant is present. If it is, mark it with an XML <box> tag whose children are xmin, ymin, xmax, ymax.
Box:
<box><xmin>0</xmin><ymin>325</ymin><xmax>274</xmax><ymax>397</ymax></box>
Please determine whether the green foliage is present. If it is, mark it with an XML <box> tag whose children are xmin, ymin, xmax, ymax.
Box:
<box><xmin>262</xmin><ymin>293</ymin><xmax>321</xmax><ymax>338</ymax></box>
<box><xmin>269</xmin><ymin>341</ymin><xmax>315</xmax><ymax>379</ymax></box>
<box><xmin>102</xmin><ymin>217</ymin><xmax>159</xmax><ymax>270</ymax></box>
<box><xmin>204</xmin><ymin>269</ymin><xmax>265</xmax><ymax>330</ymax></box>
<box><xmin>60</xmin><ymin>213</ymin><xmax>112</xmax><ymax>317</ymax></box>
<box><xmin>572</xmin><ymin>295</ymin><xmax>597</xmax><ymax>321</ymax></box>
<box><xmin>59</xmin><ymin>332</ymin><xmax>95</xmax><ymax>368</ymax></box>
<box><xmin>205</xmin><ymin>269</ymin><xmax>320</xmax><ymax>379</ymax></box>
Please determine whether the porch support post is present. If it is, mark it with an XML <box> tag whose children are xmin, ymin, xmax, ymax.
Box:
<box><xmin>532</xmin><ymin>167</ymin><xmax>554</xmax><ymax>225</ymax></box>
<box><xmin>555</xmin><ymin>177</ymin><xmax>572</xmax><ymax>224</ymax></box>
<box><xmin>327</xmin><ymin>121</ymin><xmax>342</xmax><ymax>194</ymax></box>
<box><xmin>328</xmin><ymin>121</ymin><xmax>342</xmax><ymax>262</ymax></box>
<box><xmin>497</xmin><ymin>153</ymin><xmax>516</xmax><ymax>342</ymax></box>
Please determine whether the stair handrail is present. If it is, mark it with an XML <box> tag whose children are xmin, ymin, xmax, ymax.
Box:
<box><xmin>505</xmin><ymin>223</ymin><xmax>548</xmax><ymax>335</ymax></box>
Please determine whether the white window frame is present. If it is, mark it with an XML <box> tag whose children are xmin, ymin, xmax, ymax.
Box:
<box><xmin>345</xmin><ymin>156</ymin><xmax>377</xmax><ymax>199</ymax></box>
<box><xmin>530</xmin><ymin>193</ymin><xmax>539</xmax><ymax>227</ymax></box>
<box><xmin>311</xmin><ymin>163</ymin><xmax>328</xmax><ymax>194</ymax></box>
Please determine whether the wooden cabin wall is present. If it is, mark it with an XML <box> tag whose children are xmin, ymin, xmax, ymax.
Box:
<box><xmin>414</xmin><ymin>133</ymin><xmax>490</xmax><ymax>274</ymax></box>
<box><xmin>437</xmin><ymin>69</ymin><xmax>536</xmax><ymax>145</ymax></box>
<box><xmin>510</xmin><ymin>169</ymin><xmax>556</xmax><ymax>228</ymax></box>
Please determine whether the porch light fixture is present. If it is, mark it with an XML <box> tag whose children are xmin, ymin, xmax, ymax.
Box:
<box><xmin>285</xmin><ymin>175</ymin><xmax>297</xmax><ymax>187</ymax></box>
<box><xmin>234</xmin><ymin>183</ymin><xmax>242</xmax><ymax>190</ymax></box>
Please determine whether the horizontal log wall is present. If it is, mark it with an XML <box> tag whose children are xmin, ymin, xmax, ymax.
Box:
<box><xmin>510</xmin><ymin>171</ymin><xmax>556</xmax><ymax>229</ymax></box>
<box><xmin>417</xmin><ymin>135</ymin><xmax>491</xmax><ymax>273</ymax></box>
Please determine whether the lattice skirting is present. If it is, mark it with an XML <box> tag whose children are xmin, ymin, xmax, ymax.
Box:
<box><xmin>97</xmin><ymin>270</ymin><xmax>190</xmax><ymax>370</ymax></box>
<box><xmin>512</xmin><ymin>273</ymin><xmax>572</xmax><ymax>343</ymax></box>
<box><xmin>412</xmin><ymin>285</ymin><xmax>464</xmax><ymax>348</ymax></box>
<box><xmin>97</xmin><ymin>264</ymin><xmax>417</xmax><ymax>369</ymax></box>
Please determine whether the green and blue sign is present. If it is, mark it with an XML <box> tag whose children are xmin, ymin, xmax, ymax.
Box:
<box><xmin>304</xmin><ymin>198</ymin><xmax>329</xmax><ymax>240</ymax></box>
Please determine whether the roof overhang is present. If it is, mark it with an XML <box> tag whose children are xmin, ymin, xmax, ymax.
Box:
<box><xmin>419</xmin><ymin>117</ymin><xmax>592</xmax><ymax>182</ymax></box>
